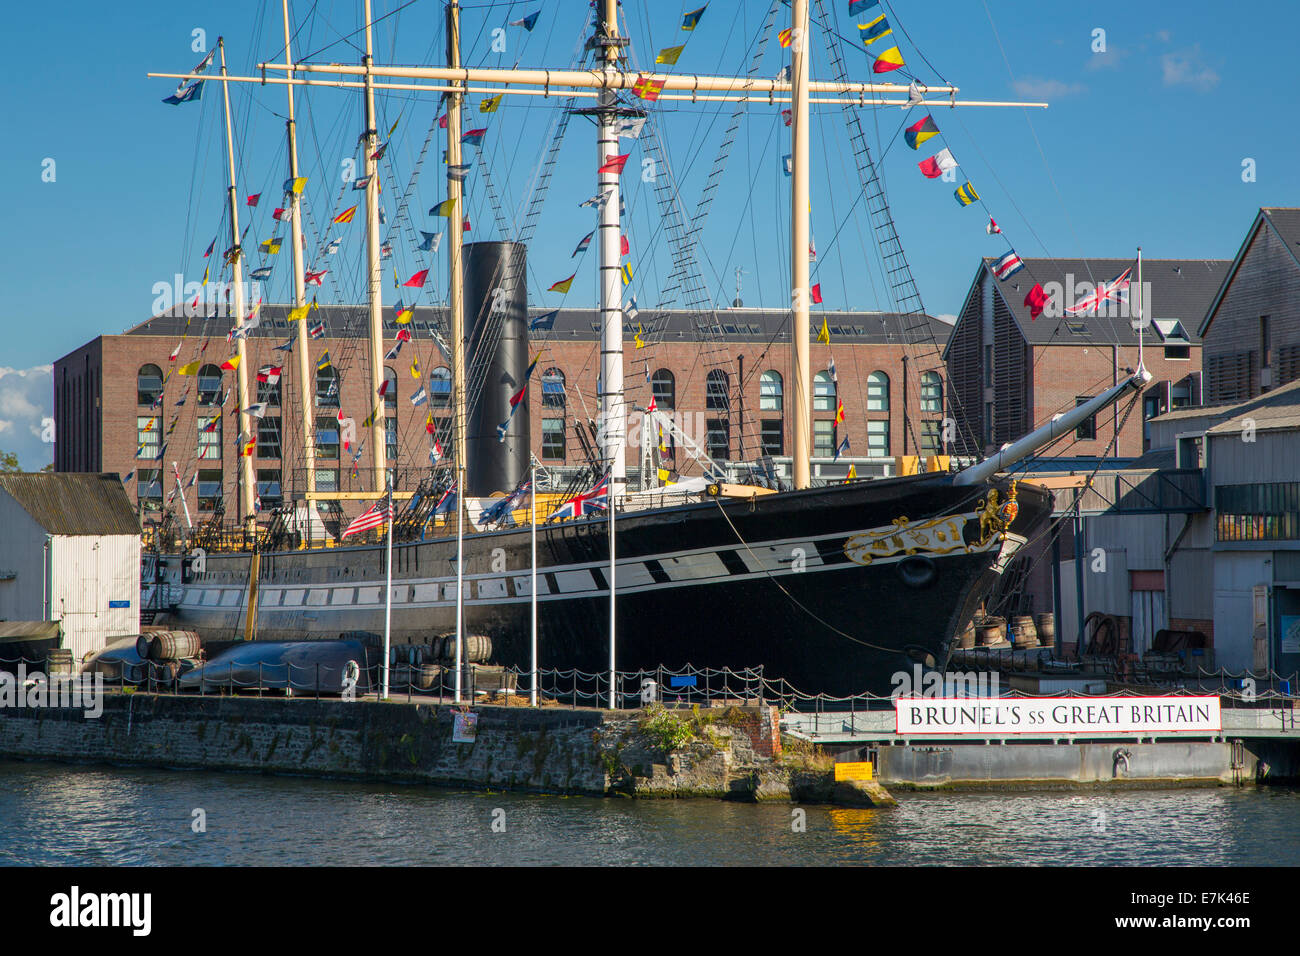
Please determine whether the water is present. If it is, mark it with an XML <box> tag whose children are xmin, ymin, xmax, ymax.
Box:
<box><xmin>4</xmin><ymin>759</ymin><xmax>1300</xmax><ymax>866</ymax></box>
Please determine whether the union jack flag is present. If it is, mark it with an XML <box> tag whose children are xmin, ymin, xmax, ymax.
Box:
<box><xmin>1065</xmin><ymin>268</ymin><xmax>1131</xmax><ymax>316</ymax></box>
<box><xmin>548</xmin><ymin>473</ymin><xmax>609</xmax><ymax>521</ymax></box>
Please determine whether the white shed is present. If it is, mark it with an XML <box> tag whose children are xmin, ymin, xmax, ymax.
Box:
<box><xmin>0</xmin><ymin>473</ymin><xmax>141</xmax><ymax>666</ymax></box>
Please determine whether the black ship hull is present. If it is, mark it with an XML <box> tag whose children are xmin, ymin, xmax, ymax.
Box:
<box><xmin>160</xmin><ymin>474</ymin><xmax>1051</xmax><ymax>698</ymax></box>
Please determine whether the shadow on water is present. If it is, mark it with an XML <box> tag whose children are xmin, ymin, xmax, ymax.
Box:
<box><xmin>3</xmin><ymin>760</ymin><xmax>1300</xmax><ymax>865</ymax></box>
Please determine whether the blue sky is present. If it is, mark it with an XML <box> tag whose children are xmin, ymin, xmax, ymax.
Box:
<box><xmin>1</xmin><ymin>0</ymin><xmax>1295</xmax><ymax>467</ymax></box>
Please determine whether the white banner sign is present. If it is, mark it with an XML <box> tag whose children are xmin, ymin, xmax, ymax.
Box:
<box><xmin>894</xmin><ymin>696</ymin><xmax>1221</xmax><ymax>735</ymax></box>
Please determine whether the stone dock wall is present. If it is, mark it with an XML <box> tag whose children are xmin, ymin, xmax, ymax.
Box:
<box><xmin>0</xmin><ymin>693</ymin><xmax>825</xmax><ymax>801</ymax></box>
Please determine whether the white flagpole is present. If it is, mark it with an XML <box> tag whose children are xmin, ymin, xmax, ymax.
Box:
<box><xmin>530</xmin><ymin>458</ymin><xmax>538</xmax><ymax>707</ymax></box>
<box><xmin>607</xmin><ymin>480</ymin><xmax>616</xmax><ymax>710</ymax></box>
<box><xmin>1136</xmin><ymin>246</ymin><xmax>1145</xmax><ymax>371</ymax></box>
<box><xmin>171</xmin><ymin>462</ymin><xmax>192</xmax><ymax>529</ymax></box>
<box><xmin>455</xmin><ymin>462</ymin><xmax>465</xmax><ymax>704</ymax></box>
<box><xmin>382</xmin><ymin>480</ymin><xmax>393</xmax><ymax>699</ymax></box>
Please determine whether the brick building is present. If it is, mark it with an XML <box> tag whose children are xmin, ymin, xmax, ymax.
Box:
<box><xmin>944</xmin><ymin>256</ymin><xmax>1229</xmax><ymax>458</ymax></box>
<box><xmin>54</xmin><ymin>304</ymin><xmax>951</xmax><ymax>523</ymax></box>
<box><xmin>1197</xmin><ymin>207</ymin><xmax>1300</xmax><ymax>403</ymax></box>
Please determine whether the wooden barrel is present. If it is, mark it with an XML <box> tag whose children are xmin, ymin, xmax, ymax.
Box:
<box><xmin>1011</xmin><ymin>615</ymin><xmax>1039</xmax><ymax>648</ymax></box>
<box><xmin>148</xmin><ymin>660</ymin><xmax>182</xmax><ymax>684</ymax></box>
<box><xmin>135</xmin><ymin>634</ymin><xmax>154</xmax><ymax>660</ymax></box>
<box><xmin>976</xmin><ymin>617</ymin><xmax>1005</xmax><ymax>646</ymax></box>
<box><xmin>957</xmin><ymin>622</ymin><xmax>977</xmax><ymax>649</ymax></box>
<box><xmin>148</xmin><ymin>630</ymin><xmax>202</xmax><ymax>661</ymax></box>
<box><xmin>464</xmin><ymin>634</ymin><xmax>493</xmax><ymax>664</ymax></box>
<box><xmin>416</xmin><ymin>664</ymin><xmax>442</xmax><ymax>691</ymax></box>
<box><xmin>1035</xmin><ymin>613</ymin><xmax>1056</xmax><ymax>647</ymax></box>
<box><xmin>45</xmin><ymin>649</ymin><xmax>74</xmax><ymax>677</ymax></box>
<box><xmin>388</xmin><ymin>662</ymin><xmax>411</xmax><ymax>691</ymax></box>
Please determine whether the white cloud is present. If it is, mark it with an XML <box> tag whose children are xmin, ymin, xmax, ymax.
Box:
<box><xmin>0</xmin><ymin>366</ymin><xmax>54</xmax><ymax>470</ymax></box>
<box><xmin>1161</xmin><ymin>45</ymin><xmax>1219</xmax><ymax>92</ymax></box>
<box><xmin>1084</xmin><ymin>46</ymin><xmax>1129</xmax><ymax>71</ymax></box>
<box><xmin>1011</xmin><ymin>77</ymin><xmax>1085</xmax><ymax>99</ymax></box>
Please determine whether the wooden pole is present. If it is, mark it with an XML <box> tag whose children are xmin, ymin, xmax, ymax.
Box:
<box><xmin>362</xmin><ymin>0</ymin><xmax>387</xmax><ymax>491</ymax></box>
<box><xmin>790</xmin><ymin>0</ymin><xmax>811</xmax><ymax>490</ymax></box>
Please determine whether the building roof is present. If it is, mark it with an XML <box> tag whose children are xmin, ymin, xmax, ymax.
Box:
<box><xmin>0</xmin><ymin>473</ymin><xmax>140</xmax><ymax>536</ymax></box>
<box><xmin>975</xmin><ymin>256</ymin><xmax>1229</xmax><ymax>348</ymax></box>
<box><xmin>121</xmin><ymin>304</ymin><xmax>952</xmax><ymax>347</ymax></box>
<box><xmin>1197</xmin><ymin>207</ymin><xmax>1300</xmax><ymax>338</ymax></box>
<box><xmin>0</xmin><ymin>621</ymin><xmax>60</xmax><ymax>643</ymax></box>
<box><xmin>1149</xmin><ymin>378</ymin><xmax>1300</xmax><ymax>436</ymax></box>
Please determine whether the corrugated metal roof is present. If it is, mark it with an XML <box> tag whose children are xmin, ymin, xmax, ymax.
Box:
<box><xmin>984</xmin><ymin>256</ymin><xmax>1229</xmax><ymax>346</ymax></box>
<box><xmin>0</xmin><ymin>620</ymin><xmax>60</xmax><ymax>643</ymax></box>
<box><xmin>0</xmin><ymin>473</ymin><xmax>141</xmax><ymax>536</ymax></box>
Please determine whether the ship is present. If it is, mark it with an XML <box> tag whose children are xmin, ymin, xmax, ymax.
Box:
<box><xmin>142</xmin><ymin>0</ymin><xmax>1148</xmax><ymax>699</ymax></box>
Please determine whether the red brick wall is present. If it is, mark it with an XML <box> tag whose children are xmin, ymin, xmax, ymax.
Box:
<box><xmin>1028</xmin><ymin>344</ymin><xmax>1201</xmax><ymax>457</ymax></box>
<box><xmin>57</xmin><ymin>330</ymin><xmax>946</xmax><ymax>522</ymax></box>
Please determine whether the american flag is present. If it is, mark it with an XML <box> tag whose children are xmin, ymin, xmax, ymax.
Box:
<box><xmin>1065</xmin><ymin>268</ymin><xmax>1132</xmax><ymax>316</ymax></box>
<box><xmin>342</xmin><ymin>500</ymin><xmax>393</xmax><ymax>538</ymax></box>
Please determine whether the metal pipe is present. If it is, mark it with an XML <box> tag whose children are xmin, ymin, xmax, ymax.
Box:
<box><xmin>530</xmin><ymin>458</ymin><xmax>538</xmax><ymax>707</ymax></box>
<box><xmin>382</xmin><ymin>478</ymin><xmax>393</xmax><ymax>699</ymax></box>
<box><xmin>454</xmin><ymin>462</ymin><xmax>464</xmax><ymax>704</ymax></box>
<box><xmin>952</xmin><ymin>369</ymin><xmax>1152</xmax><ymax>486</ymax></box>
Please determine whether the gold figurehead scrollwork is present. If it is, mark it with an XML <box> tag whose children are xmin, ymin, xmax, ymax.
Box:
<box><xmin>976</xmin><ymin>479</ymin><xmax>1019</xmax><ymax>547</ymax></box>
<box><xmin>844</xmin><ymin>514</ymin><xmax>971</xmax><ymax>567</ymax></box>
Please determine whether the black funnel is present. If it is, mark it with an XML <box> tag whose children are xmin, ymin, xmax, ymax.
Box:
<box><xmin>464</xmin><ymin>240</ymin><xmax>529</xmax><ymax>496</ymax></box>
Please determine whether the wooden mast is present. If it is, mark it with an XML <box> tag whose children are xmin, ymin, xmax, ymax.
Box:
<box><xmin>790</xmin><ymin>0</ymin><xmax>812</xmax><ymax>490</ymax></box>
<box><xmin>217</xmin><ymin>38</ymin><xmax>257</xmax><ymax>531</ymax></box>
<box><xmin>362</xmin><ymin>0</ymin><xmax>387</xmax><ymax>491</ymax></box>
<box><xmin>281</xmin><ymin>0</ymin><xmax>316</xmax><ymax>508</ymax></box>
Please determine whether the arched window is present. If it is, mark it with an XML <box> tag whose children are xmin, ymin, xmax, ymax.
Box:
<box><xmin>137</xmin><ymin>364</ymin><xmax>163</xmax><ymax>406</ymax></box>
<box><xmin>316</xmin><ymin>365</ymin><xmax>339</xmax><ymax>407</ymax></box>
<box><xmin>541</xmin><ymin>367</ymin><xmax>566</xmax><ymax>408</ymax></box>
<box><xmin>759</xmin><ymin>370</ymin><xmax>783</xmax><ymax>412</ymax></box>
<box><xmin>651</xmin><ymin>369</ymin><xmax>675</xmax><ymax>409</ymax></box>
<box><xmin>813</xmin><ymin>371</ymin><xmax>836</xmax><ymax>412</ymax></box>
<box><xmin>430</xmin><ymin>367</ymin><xmax>452</xmax><ymax>409</ymax></box>
<box><xmin>384</xmin><ymin>366</ymin><xmax>398</xmax><ymax>409</ymax></box>
<box><xmin>920</xmin><ymin>370</ymin><xmax>943</xmax><ymax>413</ymax></box>
<box><xmin>867</xmin><ymin>370</ymin><xmax>890</xmax><ymax>412</ymax></box>
<box><xmin>197</xmin><ymin>365</ymin><xmax>222</xmax><ymax>406</ymax></box>
<box><xmin>706</xmin><ymin>370</ymin><xmax>729</xmax><ymax>411</ymax></box>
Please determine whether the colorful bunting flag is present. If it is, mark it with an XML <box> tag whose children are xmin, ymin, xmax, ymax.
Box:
<box><xmin>1024</xmin><ymin>283</ymin><xmax>1048</xmax><ymax>320</ymax></box>
<box><xmin>333</xmin><ymin>205</ymin><xmax>358</xmax><ymax>224</ymax></box>
<box><xmin>549</xmin><ymin>273</ymin><xmax>576</xmax><ymax>294</ymax></box>
<box><xmin>410</xmin><ymin>386</ymin><xmax>428</xmax><ymax>407</ymax></box>
<box><xmin>510</xmin><ymin>11</ymin><xmax>540</xmax><ymax>31</ymax></box>
<box><xmin>573</xmin><ymin>231</ymin><xmax>594</xmax><ymax>257</ymax></box>
<box><xmin>352</xmin><ymin>175</ymin><xmax>371</xmax><ymax>191</ymax></box>
<box><xmin>848</xmin><ymin>0</ymin><xmax>877</xmax><ymax>14</ymax></box>
<box><xmin>272</xmin><ymin>206</ymin><xmax>292</xmax><ymax>222</ymax></box>
<box><xmin>305</xmin><ymin>269</ymin><xmax>327</xmax><ymax>286</ymax></box>
<box><xmin>918</xmin><ymin>148</ymin><xmax>957</xmax><ymax>178</ymax></box>
<box><xmin>203</xmin><ymin>238</ymin><xmax>215</xmax><ymax>258</ymax></box>
<box><xmin>284</xmin><ymin>176</ymin><xmax>308</xmax><ymax>195</ymax></box>
<box><xmin>221</xmin><ymin>356</ymin><xmax>240</xmax><ymax>371</ymax></box>
<box><xmin>656</xmin><ymin>45</ymin><xmax>686</xmax><ymax>66</ymax></box>
<box><xmin>257</xmin><ymin>365</ymin><xmax>282</xmax><ymax>385</ymax></box>
<box><xmin>811</xmin><ymin>283</ymin><xmax>823</xmax><ymax>304</ymax></box>
<box><xmin>834</xmin><ymin>436</ymin><xmax>851</xmax><ymax>460</ymax></box>
<box><xmin>247</xmin><ymin>194</ymin><xmax>261</xmax><ymax>207</ymax></box>
<box><xmin>418</xmin><ymin>230</ymin><xmax>442</xmax><ymax>252</ymax></box>
<box><xmin>778</xmin><ymin>28</ymin><xmax>793</xmax><ymax>48</ymax></box>
<box><xmin>250</xmin><ymin>266</ymin><xmax>273</xmax><ymax>280</ymax></box>
<box><xmin>530</xmin><ymin>310</ymin><xmax>558</xmax><ymax>332</ymax></box>
<box><xmin>954</xmin><ymin>181</ymin><xmax>980</xmax><ymax>206</ymax></box>
<box><xmin>872</xmin><ymin>46</ymin><xmax>905</xmax><ymax>73</ymax></box>
<box><xmin>632</xmin><ymin>75</ymin><xmax>666</xmax><ymax>101</ymax></box>
<box><xmin>987</xmin><ymin>217</ymin><xmax>1002</xmax><ymax>235</ymax></box>
<box><xmin>260</xmin><ymin>237</ymin><xmax>282</xmax><ymax>254</ymax></box>
<box><xmin>992</xmin><ymin>250</ymin><xmax>1025</xmax><ymax>281</ymax></box>
<box><xmin>621</xmin><ymin>263</ymin><xmax>633</xmax><ymax>286</ymax></box>
<box><xmin>447</xmin><ymin>163</ymin><xmax>470</xmax><ymax>182</ymax></box>
<box><xmin>859</xmin><ymin>12</ymin><xmax>892</xmax><ymax>45</ymax></box>
<box><xmin>834</xmin><ymin>399</ymin><xmax>845</xmax><ymax>426</ymax></box>
<box><xmin>177</xmin><ymin>360</ymin><xmax>200</xmax><ymax>375</ymax></box>
<box><xmin>598</xmin><ymin>153</ymin><xmax>630</xmax><ymax>174</ymax></box>
<box><xmin>904</xmin><ymin>114</ymin><xmax>938</xmax><ymax>149</ymax></box>
<box><xmin>462</xmin><ymin>128</ymin><xmax>487</xmax><ymax>146</ymax></box>
<box><xmin>404</xmin><ymin>269</ymin><xmax>429</xmax><ymax>288</ymax></box>
<box><xmin>620</xmin><ymin>234</ymin><xmax>630</xmax><ymax>256</ymax></box>
<box><xmin>480</xmin><ymin>94</ymin><xmax>503</xmax><ymax>114</ymax></box>
<box><xmin>316</xmin><ymin>352</ymin><xmax>332</xmax><ymax>370</ymax></box>
<box><xmin>430</xmin><ymin>199</ymin><xmax>457</xmax><ymax>216</ymax></box>
<box><xmin>817</xmin><ymin>316</ymin><xmax>830</xmax><ymax>343</ymax></box>
<box><xmin>616</xmin><ymin>116</ymin><xmax>646</xmax><ymax>139</ymax></box>
<box><xmin>682</xmin><ymin>5</ymin><xmax>707</xmax><ymax>30</ymax></box>
<box><xmin>162</xmin><ymin>80</ymin><xmax>204</xmax><ymax>105</ymax></box>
